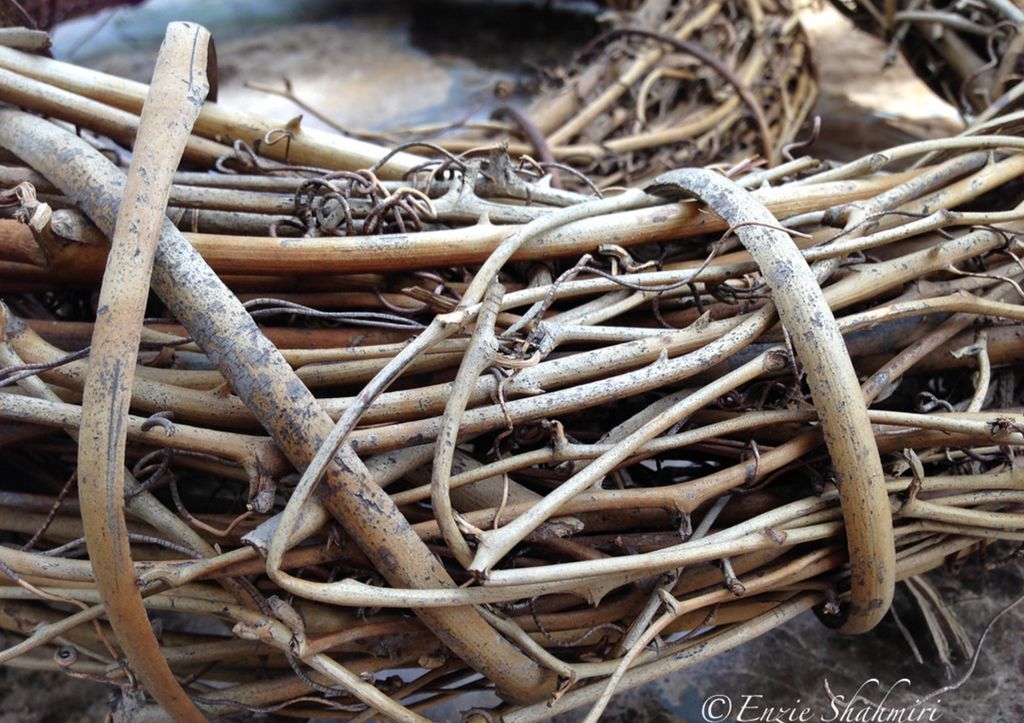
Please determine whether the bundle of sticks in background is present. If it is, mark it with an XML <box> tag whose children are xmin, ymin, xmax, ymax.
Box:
<box><xmin>429</xmin><ymin>0</ymin><xmax>816</xmax><ymax>188</ymax></box>
<box><xmin>0</xmin><ymin>1</ymin><xmax>1022</xmax><ymax>721</ymax></box>
<box><xmin>828</xmin><ymin>0</ymin><xmax>1024</xmax><ymax>117</ymax></box>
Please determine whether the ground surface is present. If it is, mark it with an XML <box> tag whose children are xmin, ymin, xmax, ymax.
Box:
<box><xmin>1</xmin><ymin>1</ymin><xmax>1021</xmax><ymax>722</ymax></box>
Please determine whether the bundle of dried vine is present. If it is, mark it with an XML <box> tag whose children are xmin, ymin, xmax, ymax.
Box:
<box><xmin>432</xmin><ymin>0</ymin><xmax>816</xmax><ymax>189</ymax></box>
<box><xmin>0</xmin><ymin>21</ymin><xmax>1023</xmax><ymax>723</ymax></box>
<box><xmin>828</xmin><ymin>0</ymin><xmax>1024</xmax><ymax>117</ymax></box>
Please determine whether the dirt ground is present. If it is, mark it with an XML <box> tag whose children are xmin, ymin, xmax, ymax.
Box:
<box><xmin>1</xmin><ymin>1</ymin><xmax>1020</xmax><ymax>722</ymax></box>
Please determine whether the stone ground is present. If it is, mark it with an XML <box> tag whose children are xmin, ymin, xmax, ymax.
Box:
<box><xmin>1</xmin><ymin>1</ymin><xmax>1021</xmax><ymax>721</ymax></box>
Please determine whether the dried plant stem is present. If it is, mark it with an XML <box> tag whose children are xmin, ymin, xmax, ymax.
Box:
<box><xmin>270</xmin><ymin>188</ymin><xmax>666</xmax><ymax>587</ymax></box>
<box><xmin>69</xmin><ymin>24</ymin><xmax>212</xmax><ymax>723</ymax></box>
<box><xmin>0</xmin><ymin>171</ymin><xmax>922</xmax><ymax>282</ymax></box>
<box><xmin>584</xmin><ymin>29</ymin><xmax>774</xmax><ymax>162</ymax></box>
<box><xmin>0</xmin><ymin>65</ymin><xmax>230</xmax><ymax>167</ymax></box>
<box><xmin>469</xmin><ymin>351</ymin><xmax>783</xmax><ymax>575</ymax></box>
<box><xmin>794</xmin><ymin>136</ymin><xmax>1024</xmax><ymax>186</ymax></box>
<box><xmin>0</xmin><ymin>392</ymin><xmax>288</xmax><ymax>482</ymax></box>
<box><xmin>0</xmin><ymin>112</ymin><xmax>558</xmax><ymax>707</ymax></box>
<box><xmin>862</xmin><ymin>281</ymin><xmax>1021</xmax><ymax>405</ymax></box>
<box><xmin>645</xmin><ymin>169</ymin><xmax>894</xmax><ymax>633</ymax></box>
<box><xmin>431</xmin><ymin>281</ymin><xmax>506</xmax><ymax>567</ymax></box>
<box><xmin>961</xmin><ymin>328</ymin><xmax>991</xmax><ymax>413</ymax></box>
<box><xmin>502</xmin><ymin>592</ymin><xmax>823</xmax><ymax>723</ymax></box>
<box><xmin>0</xmin><ymin>44</ymin><xmax>423</xmax><ymax>177</ymax></box>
